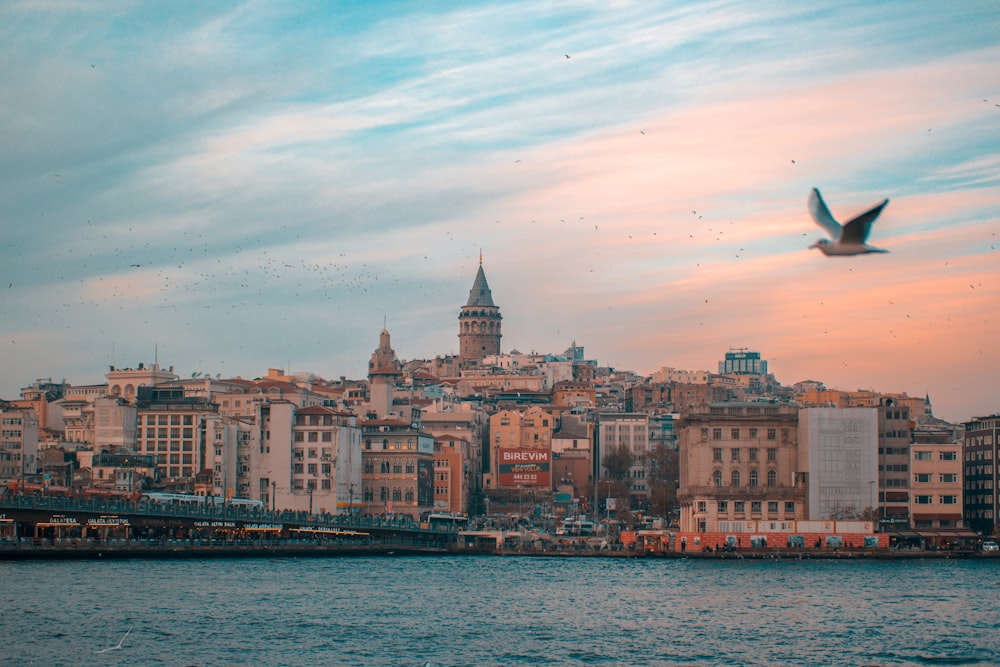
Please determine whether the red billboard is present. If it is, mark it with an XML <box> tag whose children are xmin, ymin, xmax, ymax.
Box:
<box><xmin>498</xmin><ymin>448</ymin><xmax>551</xmax><ymax>487</ymax></box>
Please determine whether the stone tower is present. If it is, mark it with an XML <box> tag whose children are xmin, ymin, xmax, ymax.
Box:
<box><xmin>368</xmin><ymin>327</ymin><xmax>402</xmax><ymax>419</ymax></box>
<box><xmin>458</xmin><ymin>256</ymin><xmax>502</xmax><ymax>362</ymax></box>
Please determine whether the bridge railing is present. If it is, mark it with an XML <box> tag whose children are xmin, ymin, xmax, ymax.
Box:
<box><xmin>0</xmin><ymin>494</ymin><xmax>461</xmax><ymax>535</ymax></box>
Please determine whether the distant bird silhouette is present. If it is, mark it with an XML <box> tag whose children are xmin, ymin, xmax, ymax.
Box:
<box><xmin>808</xmin><ymin>188</ymin><xmax>889</xmax><ymax>256</ymax></box>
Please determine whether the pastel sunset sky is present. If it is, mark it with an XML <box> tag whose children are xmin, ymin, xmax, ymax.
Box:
<box><xmin>1</xmin><ymin>1</ymin><xmax>998</xmax><ymax>422</ymax></box>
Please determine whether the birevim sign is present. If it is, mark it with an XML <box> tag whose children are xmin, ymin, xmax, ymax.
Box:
<box><xmin>498</xmin><ymin>448</ymin><xmax>551</xmax><ymax>486</ymax></box>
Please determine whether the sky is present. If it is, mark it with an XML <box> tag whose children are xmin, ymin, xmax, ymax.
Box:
<box><xmin>1</xmin><ymin>1</ymin><xmax>998</xmax><ymax>423</ymax></box>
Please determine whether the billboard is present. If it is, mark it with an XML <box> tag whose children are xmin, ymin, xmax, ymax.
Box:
<box><xmin>498</xmin><ymin>448</ymin><xmax>551</xmax><ymax>487</ymax></box>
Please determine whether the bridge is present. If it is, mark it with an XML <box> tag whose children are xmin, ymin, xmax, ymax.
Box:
<box><xmin>0</xmin><ymin>493</ymin><xmax>461</xmax><ymax>558</ymax></box>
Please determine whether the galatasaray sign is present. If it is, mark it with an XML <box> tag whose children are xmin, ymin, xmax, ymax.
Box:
<box><xmin>498</xmin><ymin>448</ymin><xmax>551</xmax><ymax>487</ymax></box>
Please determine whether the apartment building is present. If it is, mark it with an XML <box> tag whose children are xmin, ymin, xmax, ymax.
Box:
<box><xmin>964</xmin><ymin>415</ymin><xmax>999</xmax><ymax>537</ymax></box>
<box><xmin>361</xmin><ymin>419</ymin><xmax>435</xmax><ymax>519</ymax></box>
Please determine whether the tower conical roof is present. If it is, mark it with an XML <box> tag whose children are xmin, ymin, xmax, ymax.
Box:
<box><xmin>465</xmin><ymin>264</ymin><xmax>496</xmax><ymax>307</ymax></box>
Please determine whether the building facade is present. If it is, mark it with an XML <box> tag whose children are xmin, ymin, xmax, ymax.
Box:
<box><xmin>677</xmin><ymin>403</ymin><xmax>804</xmax><ymax>532</ymax></box>
<box><xmin>963</xmin><ymin>415</ymin><xmax>999</xmax><ymax>537</ymax></box>
<box><xmin>799</xmin><ymin>407</ymin><xmax>879</xmax><ymax>521</ymax></box>
<box><xmin>361</xmin><ymin>420</ymin><xmax>435</xmax><ymax>519</ymax></box>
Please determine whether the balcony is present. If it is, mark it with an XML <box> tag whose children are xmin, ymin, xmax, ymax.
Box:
<box><xmin>678</xmin><ymin>485</ymin><xmax>806</xmax><ymax>503</ymax></box>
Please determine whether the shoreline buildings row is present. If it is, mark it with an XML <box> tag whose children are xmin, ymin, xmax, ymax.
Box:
<box><xmin>1</xmin><ymin>261</ymin><xmax>997</xmax><ymax>543</ymax></box>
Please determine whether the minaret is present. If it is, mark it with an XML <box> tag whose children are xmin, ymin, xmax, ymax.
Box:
<box><xmin>458</xmin><ymin>253</ymin><xmax>502</xmax><ymax>363</ymax></box>
<box><xmin>368</xmin><ymin>327</ymin><xmax>402</xmax><ymax>419</ymax></box>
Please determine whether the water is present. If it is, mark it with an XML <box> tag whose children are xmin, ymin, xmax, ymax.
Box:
<box><xmin>1</xmin><ymin>555</ymin><xmax>998</xmax><ymax>666</ymax></box>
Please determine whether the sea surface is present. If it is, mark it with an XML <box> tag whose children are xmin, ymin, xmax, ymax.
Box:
<box><xmin>1</xmin><ymin>555</ymin><xmax>998</xmax><ymax>667</ymax></box>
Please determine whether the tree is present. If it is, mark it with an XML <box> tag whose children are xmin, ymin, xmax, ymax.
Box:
<box><xmin>647</xmin><ymin>443</ymin><xmax>679</xmax><ymax>518</ymax></box>
<box><xmin>602</xmin><ymin>443</ymin><xmax>633</xmax><ymax>482</ymax></box>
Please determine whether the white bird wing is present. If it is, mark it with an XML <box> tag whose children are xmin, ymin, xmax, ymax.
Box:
<box><xmin>808</xmin><ymin>188</ymin><xmax>842</xmax><ymax>240</ymax></box>
<box><xmin>841</xmin><ymin>199</ymin><xmax>889</xmax><ymax>245</ymax></box>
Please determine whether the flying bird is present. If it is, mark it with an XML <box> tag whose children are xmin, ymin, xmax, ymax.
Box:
<box><xmin>808</xmin><ymin>188</ymin><xmax>889</xmax><ymax>256</ymax></box>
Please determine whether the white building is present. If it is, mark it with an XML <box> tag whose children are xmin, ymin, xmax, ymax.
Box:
<box><xmin>798</xmin><ymin>408</ymin><xmax>879</xmax><ymax>521</ymax></box>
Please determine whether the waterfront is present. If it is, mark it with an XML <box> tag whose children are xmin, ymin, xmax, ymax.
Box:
<box><xmin>2</xmin><ymin>556</ymin><xmax>998</xmax><ymax>666</ymax></box>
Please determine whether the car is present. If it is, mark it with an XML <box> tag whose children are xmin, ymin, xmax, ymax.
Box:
<box><xmin>982</xmin><ymin>540</ymin><xmax>999</xmax><ymax>552</ymax></box>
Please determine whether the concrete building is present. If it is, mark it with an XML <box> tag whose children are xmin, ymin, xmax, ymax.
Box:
<box><xmin>361</xmin><ymin>419</ymin><xmax>435</xmax><ymax>519</ymax></box>
<box><xmin>134</xmin><ymin>386</ymin><xmax>219</xmax><ymax>483</ymax></box>
<box><xmin>0</xmin><ymin>402</ymin><xmax>40</xmax><ymax>484</ymax></box>
<box><xmin>106</xmin><ymin>363</ymin><xmax>178</xmax><ymax>403</ymax></box>
<box><xmin>911</xmin><ymin>438</ymin><xmax>963</xmax><ymax>530</ymax></box>
<box><xmin>458</xmin><ymin>258</ymin><xmax>502</xmax><ymax>363</ymax></box>
<box><xmin>419</xmin><ymin>400</ymin><xmax>484</xmax><ymax>515</ymax></box>
<box><xmin>432</xmin><ymin>434</ymin><xmax>471</xmax><ymax>514</ymax></box>
<box><xmin>718</xmin><ymin>348</ymin><xmax>768</xmax><ymax>375</ymax></box>
<box><xmin>963</xmin><ymin>415</ymin><xmax>1000</xmax><ymax>537</ymax></box>
<box><xmin>485</xmin><ymin>406</ymin><xmax>555</xmax><ymax>493</ymax></box>
<box><xmin>677</xmin><ymin>403</ymin><xmax>804</xmax><ymax>532</ymax></box>
<box><xmin>877</xmin><ymin>398</ymin><xmax>913</xmax><ymax>531</ymax></box>
<box><xmin>799</xmin><ymin>407</ymin><xmax>879</xmax><ymax>521</ymax></box>
<box><xmin>598</xmin><ymin>413</ymin><xmax>651</xmax><ymax>504</ymax></box>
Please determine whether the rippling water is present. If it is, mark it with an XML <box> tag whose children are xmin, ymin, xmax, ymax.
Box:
<box><xmin>1</xmin><ymin>555</ymin><xmax>998</xmax><ymax>666</ymax></box>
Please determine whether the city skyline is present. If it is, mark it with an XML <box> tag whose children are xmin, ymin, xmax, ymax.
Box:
<box><xmin>2</xmin><ymin>2</ymin><xmax>998</xmax><ymax>423</ymax></box>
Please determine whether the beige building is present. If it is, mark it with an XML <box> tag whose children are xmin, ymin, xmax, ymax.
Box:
<box><xmin>911</xmin><ymin>438</ymin><xmax>963</xmax><ymax>530</ymax></box>
<box><xmin>877</xmin><ymin>398</ymin><xmax>913</xmax><ymax>530</ymax></box>
<box><xmin>677</xmin><ymin>403</ymin><xmax>804</xmax><ymax>532</ymax></box>
<box><xmin>135</xmin><ymin>386</ymin><xmax>217</xmax><ymax>482</ymax></box>
<box><xmin>106</xmin><ymin>363</ymin><xmax>178</xmax><ymax>403</ymax></box>
<box><xmin>485</xmin><ymin>406</ymin><xmax>555</xmax><ymax>492</ymax></box>
<box><xmin>0</xmin><ymin>402</ymin><xmax>39</xmax><ymax>484</ymax></box>
<box><xmin>361</xmin><ymin>419</ymin><xmax>435</xmax><ymax>519</ymax></box>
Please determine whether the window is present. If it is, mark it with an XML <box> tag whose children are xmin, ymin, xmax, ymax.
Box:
<box><xmin>767</xmin><ymin>470</ymin><xmax>777</xmax><ymax>486</ymax></box>
<box><xmin>731</xmin><ymin>428</ymin><xmax>740</xmax><ymax>440</ymax></box>
<box><xmin>939</xmin><ymin>451</ymin><xmax>957</xmax><ymax>461</ymax></box>
<box><xmin>751</xmin><ymin>501</ymin><xmax>761</xmax><ymax>514</ymax></box>
<box><xmin>940</xmin><ymin>495</ymin><xmax>958</xmax><ymax>505</ymax></box>
<box><xmin>768</xmin><ymin>501</ymin><xmax>778</xmax><ymax>514</ymax></box>
<box><xmin>914</xmin><ymin>473</ymin><xmax>931</xmax><ymax>483</ymax></box>
<box><xmin>731</xmin><ymin>448</ymin><xmax>741</xmax><ymax>462</ymax></box>
<box><xmin>749</xmin><ymin>448</ymin><xmax>759</xmax><ymax>462</ymax></box>
<box><xmin>713</xmin><ymin>448</ymin><xmax>722</xmax><ymax>462</ymax></box>
<box><xmin>697</xmin><ymin>501</ymin><xmax>706</xmax><ymax>513</ymax></box>
<box><xmin>914</xmin><ymin>495</ymin><xmax>933</xmax><ymax>504</ymax></box>
<box><xmin>712</xmin><ymin>470</ymin><xmax>722</xmax><ymax>487</ymax></box>
<box><xmin>717</xmin><ymin>501</ymin><xmax>728</xmax><ymax>513</ymax></box>
<box><xmin>785</xmin><ymin>502</ymin><xmax>795</xmax><ymax>514</ymax></box>
<box><xmin>749</xmin><ymin>428</ymin><xmax>758</xmax><ymax>439</ymax></box>
<box><xmin>731</xmin><ymin>470</ymin><xmax>741</xmax><ymax>487</ymax></box>
<box><xmin>767</xmin><ymin>447</ymin><xmax>777</xmax><ymax>462</ymax></box>
<box><xmin>712</xmin><ymin>428</ymin><xmax>722</xmax><ymax>440</ymax></box>
<box><xmin>307</xmin><ymin>464</ymin><xmax>317</xmax><ymax>475</ymax></box>
<box><xmin>939</xmin><ymin>474</ymin><xmax>958</xmax><ymax>483</ymax></box>
<box><xmin>749</xmin><ymin>470</ymin><xmax>759</xmax><ymax>488</ymax></box>
<box><xmin>767</xmin><ymin>428</ymin><xmax>776</xmax><ymax>440</ymax></box>
<box><xmin>914</xmin><ymin>451</ymin><xmax>932</xmax><ymax>461</ymax></box>
<box><xmin>734</xmin><ymin>501</ymin><xmax>745</xmax><ymax>513</ymax></box>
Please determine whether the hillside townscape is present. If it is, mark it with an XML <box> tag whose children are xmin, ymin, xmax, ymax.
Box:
<box><xmin>2</xmin><ymin>263</ymin><xmax>997</xmax><ymax>552</ymax></box>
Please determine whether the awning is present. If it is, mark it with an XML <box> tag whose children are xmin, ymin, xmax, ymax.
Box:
<box><xmin>920</xmin><ymin>529</ymin><xmax>981</xmax><ymax>539</ymax></box>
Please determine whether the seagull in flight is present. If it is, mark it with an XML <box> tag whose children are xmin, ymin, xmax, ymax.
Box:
<box><xmin>96</xmin><ymin>626</ymin><xmax>132</xmax><ymax>653</ymax></box>
<box><xmin>808</xmin><ymin>187</ymin><xmax>889</xmax><ymax>256</ymax></box>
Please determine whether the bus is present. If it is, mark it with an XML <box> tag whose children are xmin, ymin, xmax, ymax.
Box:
<box><xmin>141</xmin><ymin>492</ymin><xmax>264</xmax><ymax>510</ymax></box>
